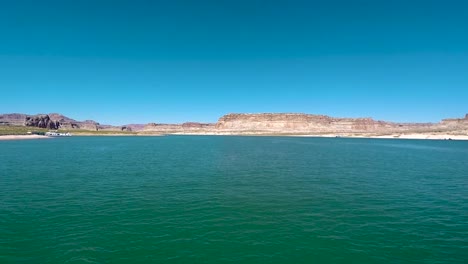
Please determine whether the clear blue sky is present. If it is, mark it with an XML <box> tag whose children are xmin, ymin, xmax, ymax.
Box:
<box><xmin>1</xmin><ymin>0</ymin><xmax>467</xmax><ymax>125</ymax></box>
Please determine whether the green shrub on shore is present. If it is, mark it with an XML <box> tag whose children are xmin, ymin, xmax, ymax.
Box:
<box><xmin>0</xmin><ymin>126</ymin><xmax>48</xmax><ymax>135</ymax></box>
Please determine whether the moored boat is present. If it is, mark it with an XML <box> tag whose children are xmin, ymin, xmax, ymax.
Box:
<box><xmin>45</xmin><ymin>131</ymin><xmax>72</xmax><ymax>137</ymax></box>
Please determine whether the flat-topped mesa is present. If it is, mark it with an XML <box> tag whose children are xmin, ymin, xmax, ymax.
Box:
<box><xmin>440</xmin><ymin>114</ymin><xmax>468</xmax><ymax>129</ymax></box>
<box><xmin>217</xmin><ymin>113</ymin><xmax>331</xmax><ymax>122</ymax></box>
<box><xmin>215</xmin><ymin>113</ymin><xmax>403</xmax><ymax>133</ymax></box>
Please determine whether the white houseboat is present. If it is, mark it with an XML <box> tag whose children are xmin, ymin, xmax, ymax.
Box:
<box><xmin>45</xmin><ymin>131</ymin><xmax>72</xmax><ymax>137</ymax></box>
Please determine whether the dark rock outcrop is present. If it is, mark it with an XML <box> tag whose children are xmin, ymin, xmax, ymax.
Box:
<box><xmin>25</xmin><ymin>114</ymin><xmax>60</xmax><ymax>129</ymax></box>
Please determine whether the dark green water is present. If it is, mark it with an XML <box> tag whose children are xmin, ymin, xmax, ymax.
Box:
<box><xmin>1</xmin><ymin>136</ymin><xmax>467</xmax><ymax>263</ymax></box>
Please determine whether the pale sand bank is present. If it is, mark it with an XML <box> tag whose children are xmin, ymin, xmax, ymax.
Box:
<box><xmin>172</xmin><ymin>132</ymin><xmax>468</xmax><ymax>140</ymax></box>
<box><xmin>2</xmin><ymin>133</ymin><xmax>467</xmax><ymax>141</ymax></box>
<box><xmin>0</xmin><ymin>135</ymin><xmax>50</xmax><ymax>141</ymax></box>
<box><xmin>294</xmin><ymin>134</ymin><xmax>468</xmax><ymax>140</ymax></box>
<box><xmin>371</xmin><ymin>134</ymin><xmax>468</xmax><ymax>140</ymax></box>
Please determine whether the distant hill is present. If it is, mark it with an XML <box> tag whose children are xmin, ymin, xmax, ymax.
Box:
<box><xmin>0</xmin><ymin>113</ymin><xmax>142</xmax><ymax>132</ymax></box>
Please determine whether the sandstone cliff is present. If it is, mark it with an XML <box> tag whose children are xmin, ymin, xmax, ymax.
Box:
<box><xmin>214</xmin><ymin>113</ymin><xmax>436</xmax><ymax>134</ymax></box>
<box><xmin>440</xmin><ymin>114</ymin><xmax>468</xmax><ymax>129</ymax></box>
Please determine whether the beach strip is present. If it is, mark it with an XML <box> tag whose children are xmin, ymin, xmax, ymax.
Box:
<box><xmin>0</xmin><ymin>135</ymin><xmax>50</xmax><ymax>141</ymax></box>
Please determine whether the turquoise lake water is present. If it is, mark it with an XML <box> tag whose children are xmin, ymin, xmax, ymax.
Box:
<box><xmin>0</xmin><ymin>136</ymin><xmax>467</xmax><ymax>263</ymax></box>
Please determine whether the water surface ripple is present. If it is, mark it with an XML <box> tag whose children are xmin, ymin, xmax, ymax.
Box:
<box><xmin>0</xmin><ymin>136</ymin><xmax>467</xmax><ymax>263</ymax></box>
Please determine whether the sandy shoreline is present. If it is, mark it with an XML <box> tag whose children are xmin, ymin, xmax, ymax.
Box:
<box><xmin>1</xmin><ymin>133</ymin><xmax>467</xmax><ymax>141</ymax></box>
<box><xmin>171</xmin><ymin>132</ymin><xmax>468</xmax><ymax>140</ymax></box>
<box><xmin>291</xmin><ymin>134</ymin><xmax>468</xmax><ymax>140</ymax></box>
<box><xmin>369</xmin><ymin>134</ymin><xmax>468</xmax><ymax>140</ymax></box>
<box><xmin>0</xmin><ymin>135</ymin><xmax>50</xmax><ymax>141</ymax></box>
